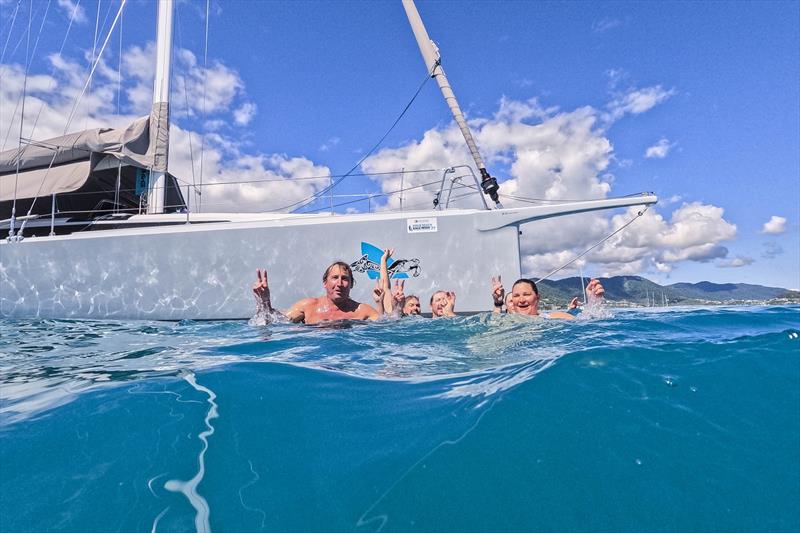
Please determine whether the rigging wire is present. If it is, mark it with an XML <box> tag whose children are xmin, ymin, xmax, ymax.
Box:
<box><xmin>534</xmin><ymin>204</ymin><xmax>651</xmax><ymax>283</ymax></box>
<box><xmin>300</xmin><ymin>179</ymin><xmax>442</xmax><ymax>214</ymax></box>
<box><xmin>0</xmin><ymin>0</ymin><xmax>22</xmax><ymax>66</ymax></box>
<box><xmin>116</xmin><ymin>0</ymin><xmax>122</xmax><ymax>115</ymax></box>
<box><xmin>198</xmin><ymin>0</ymin><xmax>210</xmax><ymax>213</ymax></box>
<box><xmin>275</xmin><ymin>64</ymin><xmax>437</xmax><ymax>214</ymax></box>
<box><xmin>174</xmin><ymin>5</ymin><xmax>198</xmax><ymax>214</ymax></box>
<box><xmin>62</xmin><ymin>0</ymin><xmax>127</xmax><ymax>135</ymax></box>
<box><xmin>2</xmin><ymin>0</ymin><xmax>83</xmax><ymax>150</ymax></box>
<box><xmin>4</xmin><ymin>0</ymin><xmax>46</xmax><ymax>61</ymax></box>
<box><xmin>8</xmin><ymin>0</ymin><xmax>33</xmax><ymax>239</ymax></box>
<box><xmin>1</xmin><ymin>0</ymin><xmax>52</xmax><ymax>150</ymax></box>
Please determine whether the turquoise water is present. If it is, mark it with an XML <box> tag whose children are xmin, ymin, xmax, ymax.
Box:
<box><xmin>1</xmin><ymin>306</ymin><xmax>799</xmax><ymax>532</ymax></box>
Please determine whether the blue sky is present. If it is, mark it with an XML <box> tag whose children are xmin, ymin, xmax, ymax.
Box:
<box><xmin>1</xmin><ymin>0</ymin><xmax>798</xmax><ymax>289</ymax></box>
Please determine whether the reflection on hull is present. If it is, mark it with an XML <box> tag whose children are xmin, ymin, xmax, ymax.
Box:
<box><xmin>1</xmin><ymin>210</ymin><xmax>521</xmax><ymax>319</ymax></box>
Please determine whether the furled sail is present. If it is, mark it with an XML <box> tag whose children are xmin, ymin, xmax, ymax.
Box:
<box><xmin>0</xmin><ymin>106</ymin><xmax>180</xmax><ymax>217</ymax></box>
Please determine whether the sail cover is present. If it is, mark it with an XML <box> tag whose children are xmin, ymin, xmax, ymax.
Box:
<box><xmin>0</xmin><ymin>160</ymin><xmax>91</xmax><ymax>202</ymax></box>
<box><xmin>0</xmin><ymin>102</ymin><xmax>169</xmax><ymax>202</ymax></box>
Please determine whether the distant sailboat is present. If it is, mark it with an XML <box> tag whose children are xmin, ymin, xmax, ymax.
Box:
<box><xmin>0</xmin><ymin>0</ymin><xmax>656</xmax><ymax>319</ymax></box>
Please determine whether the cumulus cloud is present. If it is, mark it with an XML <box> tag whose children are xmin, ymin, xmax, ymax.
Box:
<box><xmin>1</xmin><ymin>43</ymin><xmax>327</xmax><ymax>212</ymax></box>
<box><xmin>122</xmin><ymin>43</ymin><xmax>254</xmax><ymax>120</ymax></box>
<box><xmin>57</xmin><ymin>0</ymin><xmax>87</xmax><ymax>24</ymax></box>
<box><xmin>1</xmin><ymin>36</ymin><xmax>740</xmax><ymax>280</ymax></box>
<box><xmin>362</xmin><ymin>95</ymin><xmax>736</xmax><ymax>279</ymax></box>
<box><xmin>233</xmin><ymin>102</ymin><xmax>257</xmax><ymax>126</ymax></box>
<box><xmin>645</xmin><ymin>138</ymin><xmax>674</xmax><ymax>159</ymax></box>
<box><xmin>196</xmin><ymin>152</ymin><xmax>330</xmax><ymax>213</ymax></box>
<box><xmin>761</xmin><ymin>215</ymin><xmax>786</xmax><ymax>234</ymax></box>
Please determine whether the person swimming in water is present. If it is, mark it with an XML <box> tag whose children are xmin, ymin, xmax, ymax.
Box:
<box><xmin>504</xmin><ymin>292</ymin><xmax>515</xmax><ymax>313</ymax></box>
<box><xmin>252</xmin><ymin>262</ymin><xmax>380</xmax><ymax>324</ymax></box>
<box><xmin>491</xmin><ymin>276</ymin><xmax>605</xmax><ymax>319</ymax></box>
<box><xmin>430</xmin><ymin>290</ymin><xmax>456</xmax><ymax>318</ymax></box>
<box><xmin>387</xmin><ymin>279</ymin><xmax>421</xmax><ymax>316</ymax></box>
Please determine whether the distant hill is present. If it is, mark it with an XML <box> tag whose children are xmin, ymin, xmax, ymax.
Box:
<box><xmin>537</xmin><ymin>276</ymin><xmax>800</xmax><ymax>306</ymax></box>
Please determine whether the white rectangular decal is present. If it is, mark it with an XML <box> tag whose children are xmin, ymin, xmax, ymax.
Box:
<box><xmin>406</xmin><ymin>217</ymin><xmax>438</xmax><ymax>234</ymax></box>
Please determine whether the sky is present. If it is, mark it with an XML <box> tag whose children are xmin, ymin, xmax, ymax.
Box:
<box><xmin>1</xmin><ymin>0</ymin><xmax>798</xmax><ymax>289</ymax></box>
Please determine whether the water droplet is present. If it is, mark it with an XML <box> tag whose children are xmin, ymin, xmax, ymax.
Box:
<box><xmin>664</xmin><ymin>377</ymin><xmax>677</xmax><ymax>387</ymax></box>
<box><xmin>635</xmin><ymin>458</ymin><xmax>642</xmax><ymax>466</ymax></box>
<box><xmin>788</xmin><ymin>332</ymin><xmax>798</xmax><ymax>340</ymax></box>
<box><xmin>690</xmin><ymin>386</ymin><xmax>697</xmax><ymax>392</ymax></box>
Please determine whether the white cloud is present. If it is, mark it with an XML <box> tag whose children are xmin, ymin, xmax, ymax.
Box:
<box><xmin>57</xmin><ymin>0</ymin><xmax>87</xmax><ymax>24</ymax></box>
<box><xmin>761</xmin><ymin>215</ymin><xmax>787</xmax><ymax>235</ymax></box>
<box><xmin>1</xmin><ymin>46</ymin><xmax>328</xmax><ymax>213</ymax></box>
<box><xmin>2</xmin><ymin>45</ymin><xmax>739</xmax><ymax>281</ymax></box>
<box><xmin>605</xmin><ymin>68</ymin><xmax>629</xmax><ymax>90</ymax></box>
<box><xmin>362</xmin><ymin>96</ymin><xmax>736</xmax><ymax>279</ymax></box>
<box><xmin>608</xmin><ymin>85</ymin><xmax>675</xmax><ymax>120</ymax></box>
<box><xmin>717</xmin><ymin>256</ymin><xmax>754</xmax><ymax>268</ymax></box>
<box><xmin>122</xmin><ymin>43</ymin><xmax>253</xmax><ymax>119</ymax></box>
<box><xmin>195</xmin><ymin>152</ymin><xmax>330</xmax><ymax>213</ymax></box>
<box><xmin>645</xmin><ymin>138</ymin><xmax>674</xmax><ymax>159</ymax></box>
<box><xmin>233</xmin><ymin>102</ymin><xmax>257</xmax><ymax>126</ymax></box>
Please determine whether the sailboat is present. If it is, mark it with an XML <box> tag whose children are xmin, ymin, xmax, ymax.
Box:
<box><xmin>0</xmin><ymin>0</ymin><xmax>656</xmax><ymax>319</ymax></box>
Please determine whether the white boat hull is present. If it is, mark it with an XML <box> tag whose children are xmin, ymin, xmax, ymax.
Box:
<box><xmin>0</xmin><ymin>197</ymin><xmax>656</xmax><ymax>320</ymax></box>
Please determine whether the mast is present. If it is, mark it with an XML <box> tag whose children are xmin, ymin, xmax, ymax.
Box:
<box><xmin>147</xmin><ymin>0</ymin><xmax>174</xmax><ymax>214</ymax></box>
<box><xmin>401</xmin><ymin>0</ymin><xmax>501</xmax><ymax>208</ymax></box>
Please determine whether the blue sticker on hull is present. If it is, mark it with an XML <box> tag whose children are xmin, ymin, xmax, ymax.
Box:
<box><xmin>350</xmin><ymin>242</ymin><xmax>421</xmax><ymax>279</ymax></box>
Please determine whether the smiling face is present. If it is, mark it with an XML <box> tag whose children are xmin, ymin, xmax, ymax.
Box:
<box><xmin>510</xmin><ymin>280</ymin><xmax>539</xmax><ymax>315</ymax></box>
<box><xmin>402</xmin><ymin>296</ymin><xmax>421</xmax><ymax>316</ymax></box>
<box><xmin>430</xmin><ymin>291</ymin><xmax>448</xmax><ymax>317</ymax></box>
<box><xmin>323</xmin><ymin>263</ymin><xmax>353</xmax><ymax>302</ymax></box>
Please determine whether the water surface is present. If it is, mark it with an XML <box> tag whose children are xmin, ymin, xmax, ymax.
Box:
<box><xmin>1</xmin><ymin>306</ymin><xmax>798</xmax><ymax>531</ymax></box>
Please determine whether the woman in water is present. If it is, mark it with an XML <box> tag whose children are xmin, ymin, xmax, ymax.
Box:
<box><xmin>491</xmin><ymin>276</ymin><xmax>604</xmax><ymax>319</ymax></box>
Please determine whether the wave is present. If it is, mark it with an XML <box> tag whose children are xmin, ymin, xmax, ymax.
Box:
<box><xmin>1</xmin><ymin>306</ymin><xmax>798</xmax><ymax>424</ymax></box>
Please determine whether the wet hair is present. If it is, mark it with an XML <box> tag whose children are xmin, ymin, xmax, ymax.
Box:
<box><xmin>401</xmin><ymin>295</ymin><xmax>420</xmax><ymax>315</ymax></box>
<box><xmin>429</xmin><ymin>290</ymin><xmax>447</xmax><ymax>305</ymax></box>
<box><xmin>512</xmin><ymin>278</ymin><xmax>538</xmax><ymax>295</ymax></box>
<box><xmin>322</xmin><ymin>261</ymin><xmax>355</xmax><ymax>286</ymax></box>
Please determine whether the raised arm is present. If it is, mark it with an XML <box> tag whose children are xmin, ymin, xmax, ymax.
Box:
<box><xmin>373</xmin><ymin>281</ymin><xmax>386</xmax><ymax>315</ymax></box>
<box><xmin>552</xmin><ymin>278</ymin><xmax>606</xmax><ymax>320</ymax></box>
<box><xmin>443</xmin><ymin>291</ymin><xmax>457</xmax><ymax>317</ymax></box>
<box><xmin>585</xmin><ymin>278</ymin><xmax>605</xmax><ymax>303</ymax></box>
<box><xmin>392</xmin><ymin>279</ymin><xmax>405</xmax><ymax>310</ymax></box>
<box><xmin>252</xmin><ymin>268</ymin><xmax>274</xmax><ymax>314</ymax></box>
<box><xmin>252</xmin><ymin>268</ymin><xmax>306</xmax><ymax>323</ymax></box>
<box><xmin>491</xmin><ymin>275</ymin><xmax>505</xmax><ymax>314</ymax></box>
<box><xmin>380</xmin><ymin>248</ymin><xmax>394</xmax><ymax>314</ymax></box>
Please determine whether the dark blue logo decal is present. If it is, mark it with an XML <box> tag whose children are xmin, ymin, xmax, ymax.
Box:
<box><xmin>350</xmin><ymin>242</ymin><xmax>421</xmax><ymax>279</ymax></box>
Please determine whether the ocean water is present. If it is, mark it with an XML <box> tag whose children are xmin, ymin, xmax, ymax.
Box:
<box><xmin>1</xmin><ymin>305</ymin><xmax>798</xmax><ymax>532</ymax></box>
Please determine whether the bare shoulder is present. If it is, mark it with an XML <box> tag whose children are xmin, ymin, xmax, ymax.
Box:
<box><xmin>357</xmin><ymin>302</ymin><xmax>380</xmax><ymax>320</ymax></box>
<box><xmin>285</xmin><ymin>297</ymin><xmax>317</xmax><ymax>322</ymax></box>
<box><xmin>548</xmin><ymin>311</ymin><xmax>576</xmax><ymax>320</ymax></box>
